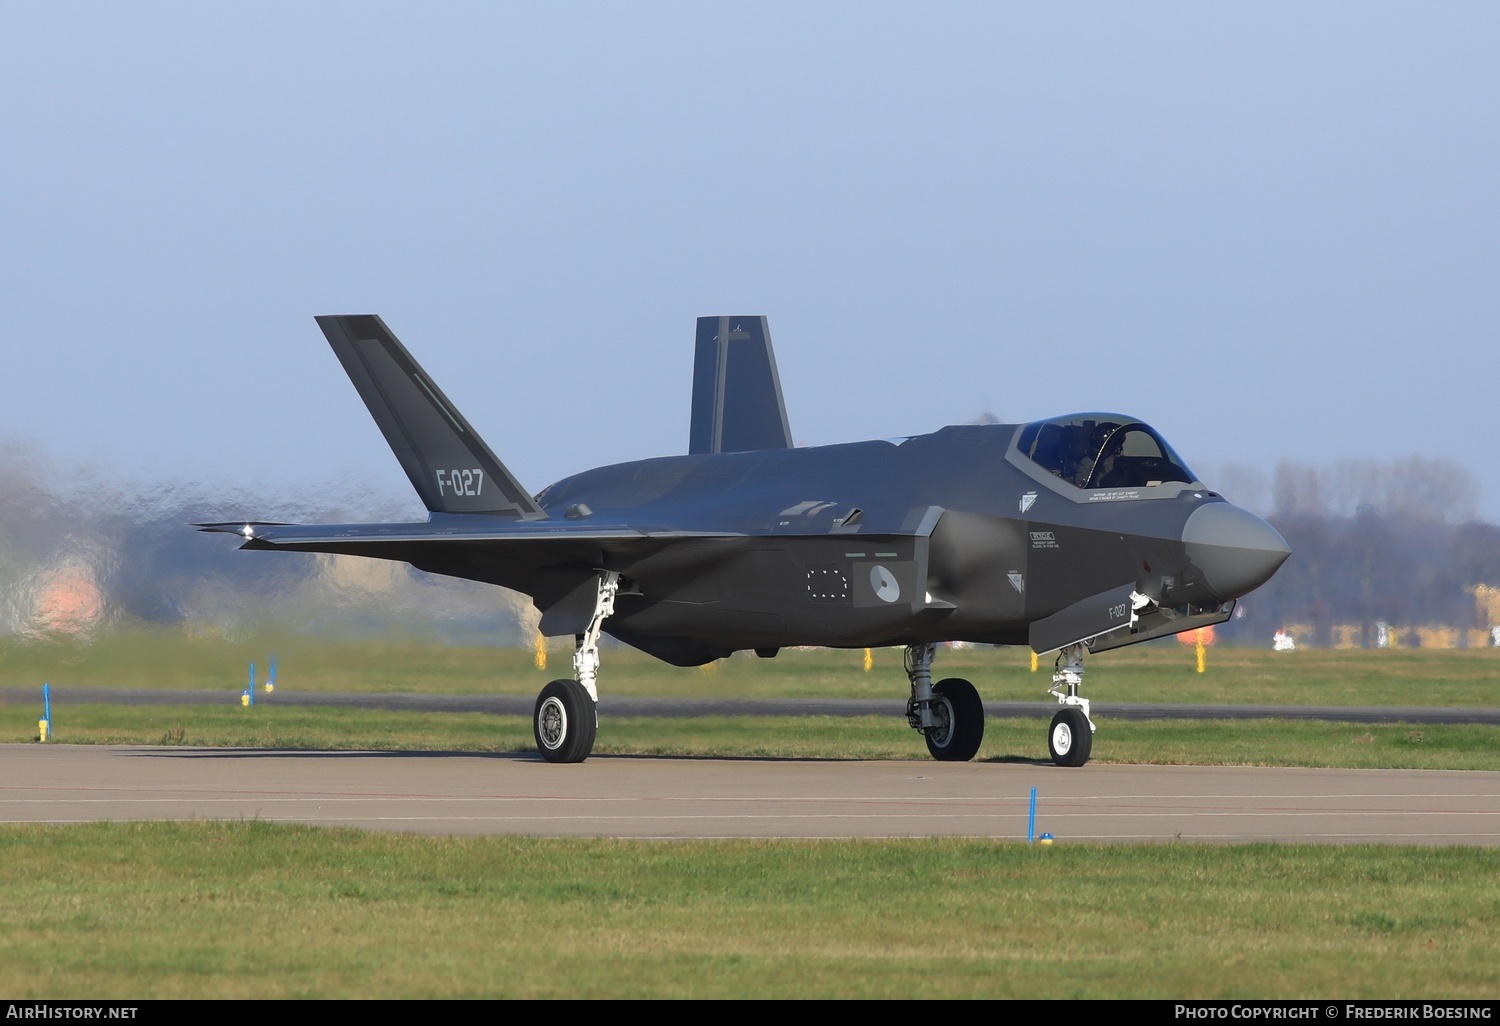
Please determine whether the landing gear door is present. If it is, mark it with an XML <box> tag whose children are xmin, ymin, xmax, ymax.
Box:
<box><xmin>1029</xmin><ymin>582</ymin><xmax>1139</xmax><ymax>655</ymax></box>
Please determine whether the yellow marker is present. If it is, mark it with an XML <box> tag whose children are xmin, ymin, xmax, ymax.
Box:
<box><xmin>1196</xmin><ymin>635</ymin><xmax>1206</xmax><ymax>673</ymax></box>
<box><xmin>1030</xmin><ymin>651</ymin><xmax>1038</xmax><ymax>672</ymax></box>
<box><xmin>38</xmin><ymin>719</ymin><xmax>48</xmax><ymax>743</ymax></box>
<box><xmin>241</xmin><ymin>693</ymin><xmax>250</xmax><ymax>707</ymax></box>
<box><xmin>534</xmin><ymin>631</ymin><xmax>547</xmax><ymax>670</ymax></box>
<box><xmin>264</xmin><ymin>682</ymin><xmax>274</xmax><ymax>693</ymax></box>
<box><xmin>1038</xmin><ymin>836</ymin><xmax>1054</xmax><ymax>846</ymax></box>
<box><xmin>863</xmin><ymin>648</ymin><xmax>873</xmax><ymax>672</ymax></box>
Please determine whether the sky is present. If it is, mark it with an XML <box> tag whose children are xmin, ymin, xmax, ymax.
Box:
<box><xmin>3</xmin><ymin>3</ymin><xmax>1497</xmax><ymax>521</ymax></box>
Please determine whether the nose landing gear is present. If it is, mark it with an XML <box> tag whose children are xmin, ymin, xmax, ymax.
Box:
<box><xmin>1045</xmin><ymin>643</ymin><xmax>1095</xmax><ymax>767</ymax></box>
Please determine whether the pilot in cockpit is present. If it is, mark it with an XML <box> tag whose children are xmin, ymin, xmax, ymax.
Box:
<box><xmin>1092</xmin><ymin>432</ymin><xmax>1128</xmax><ymax>488</ymax></box>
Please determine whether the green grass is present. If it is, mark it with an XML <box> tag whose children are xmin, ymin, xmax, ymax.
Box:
<box><xmin>4</xmin><ymin>630</ymin><xmax>1499</xmax><ymax>706</ymax></box>
<box><xmin>4</xmin><ymin>631</ymin><xmax>1496</xmax><ymax>767</ymax></box>
<box><xmin>0</xmin><ymin>822</ymin><xmax>1494</xmax><ymax>998</ymax></box>
<box><xmin>7</xmin><ymin>705</ymin><xmax>1499</xmax><ymax>770</ymax></box>
<box><xmin>4</xmin><ymin>634</ymin><xmax>1497</xmax><ymax>999</ymax></box>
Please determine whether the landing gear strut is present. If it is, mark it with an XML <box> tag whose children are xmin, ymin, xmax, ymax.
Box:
<box><xmin>904</xmin><ymin>643</ymin><xmax>984</xmax><ymax>761</ymax></box>
<box><xmin>533</xmin><ymin>571</ymin><xmax>618</xmax><ymax>763</ymax></box>
<box><xmin>1046</xmin><ymin>643</ymin><xmax>1094</xmax><ymax>767</ymax></box>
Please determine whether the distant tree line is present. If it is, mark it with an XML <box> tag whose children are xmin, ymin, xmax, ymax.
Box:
<box><xmin>1210</xmin><ymin>457</ymin><xmax>1500</xmax><ymax>647</ymax></box>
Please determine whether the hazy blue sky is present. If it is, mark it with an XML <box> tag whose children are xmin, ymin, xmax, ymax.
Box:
<box><xmin>3</xmin><ymin>3</ymin><xmax>1497</xmax><ymax>520</ymax></box>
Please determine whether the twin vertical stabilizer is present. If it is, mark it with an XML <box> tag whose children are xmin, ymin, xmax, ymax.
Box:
<box><xmin>316</xmin><ymin>315</ymin><xmax>544</xmax><ymax>519</ymax></box>
<box><xmin>688</xmin><ymin>316</ymin><xmax>793</xmax><ymax>455</ymax></box>
<box><xmin>316</xmin><ymin>313</ymin><xmax>792</xmax><ymax>518</ymax></box>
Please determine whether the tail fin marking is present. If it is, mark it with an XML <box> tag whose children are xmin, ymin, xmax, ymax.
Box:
<box><xmin>316</xmin><ymin>315</ymin><xmax>544</xmax><ymax>518</ymax></box>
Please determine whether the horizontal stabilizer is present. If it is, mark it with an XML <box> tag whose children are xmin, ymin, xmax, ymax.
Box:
<box><xmin>1029</xmin><ymin>582</ymin><xmax>1140</xmax><ymax>654</ymax></box>
<box><xmin>689</xmin><ymin>316</ymin><xmax>793</xmax><ymax>455</ymax></box>
<box><xmin>317</xmin><ymin>315</ymin><xmax>544</xmax><ymax>519</ymax></box>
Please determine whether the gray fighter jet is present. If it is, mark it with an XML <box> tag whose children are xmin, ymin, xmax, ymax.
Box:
<box><xmin>200</xmin><ymin>315</ymin><xmax>1289</xmax><ymax>766</ymax></box>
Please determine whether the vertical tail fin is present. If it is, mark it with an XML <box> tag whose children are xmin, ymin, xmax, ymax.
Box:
<box><xmin>316</xmin><ymin>315</ymin><xmax>544</xmax><ymax>518</ymax></box>
<box><xmin>688</xmin><ymin>315</ymin><xmax>794</xmax><ymax>455</ymax></box>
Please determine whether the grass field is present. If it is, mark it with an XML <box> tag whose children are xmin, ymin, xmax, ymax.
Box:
<box><xmin>4</xmin><ymin>629</ymin><xmax>1500</xmax><ymax>707</ymax></box>
<box><xmin>1</xmin><ymin>823</ymin><xmax>1495</xmax><ymax>999</ymax></box>
<box><xmin>3</xmin><ymin>632</ymin><xmax>1498</xmax><ymax>999</ymax></box>
<box><xmin>5</xmin><ymin>632</ymin><xmax>1499</xmax><ymax>769</ymax></box>
<box><xmin>6</xmin><ymin>706</ymin><xmax>1499</xmax><ymax>770</ymax></box>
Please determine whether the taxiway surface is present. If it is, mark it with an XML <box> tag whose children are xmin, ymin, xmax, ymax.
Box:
<box><xmin>3</xmin><ymin>744</ymin><xmax>1496</xmax><ymax>844</ymax></box>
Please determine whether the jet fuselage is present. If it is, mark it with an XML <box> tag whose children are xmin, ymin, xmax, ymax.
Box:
<box><xmin>201</xmin><ymin>315</ymin><xmax>1291</xmax><ymax>764</ymax></box>
<box><xmin>517</xmin><ymin>422</ymin><xmax>1284</xmax><ymax>665</ymax></box>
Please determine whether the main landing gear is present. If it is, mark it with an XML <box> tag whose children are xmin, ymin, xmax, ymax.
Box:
<box><xmin>1046</xmin><ymin>643</ymin><xmax>1094</xmax><ymax>767</ymax></box>
<box><xmin>533</xmin><ymin>571</ymin><xmax>619</xmax><ymax>764</ymax></box>
<box><xmin>904</xmin><ymin>643</ymin><xmax>985</xmax><ymax>761</ymax></box>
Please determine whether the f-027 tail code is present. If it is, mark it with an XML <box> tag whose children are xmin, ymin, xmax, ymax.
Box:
<box><xmin>436</xmin><ymin>468</ymin><xmax>484</xmax><ymax>496</ymax></box>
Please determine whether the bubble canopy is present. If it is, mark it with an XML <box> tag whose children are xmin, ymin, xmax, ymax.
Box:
<box><xmin>1014</xmin><ymin>414</ymin><xmax>1198</xmax><ymax>491</ymax></box>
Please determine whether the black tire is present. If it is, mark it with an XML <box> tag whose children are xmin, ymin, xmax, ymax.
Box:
<box><xmin>1048</xmin><ymin>707</ymin><xmax>1092</xmax><ymax>767</ymax></box>
<box><xmin>924</xmin><ymin>677</ymin><xmax>985</xmax><ymax>762</ymax></box>
<box><xmin>533</xmin><ymin>679</ymin><xmax>597</xmax><ymax>763</ymax></box>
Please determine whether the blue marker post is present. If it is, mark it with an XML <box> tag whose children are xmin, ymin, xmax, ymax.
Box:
<box><xmin>242</xmin><ymin>662</ymin><xmax>255</xmax><ymax>707</ymax></box>
<box><xmin>1028</xmin><ymin>786</ymin><xmax>1036</xmax><ymax>843</ymax></box>
<box><xmin>39</xmin><ymin>683</ymin><xmax>52</xmax><ymax>742</ymax></box>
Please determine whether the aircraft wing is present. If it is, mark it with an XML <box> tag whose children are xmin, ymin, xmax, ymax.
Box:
<box><xmin>196</xmin><ymin>519</ymin><xmax>741</xmax><ymax>554</ymax></box>
<box><xmin>196</xmin><ymin>519</ymin><xmax>748</xmax><ymax>636</ymax></box>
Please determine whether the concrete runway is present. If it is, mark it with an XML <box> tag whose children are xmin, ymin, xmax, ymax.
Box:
<box><xmin>3</xmin><ymin>743</ymin><xmax>1497</xmax><ymax>844</ymax></box>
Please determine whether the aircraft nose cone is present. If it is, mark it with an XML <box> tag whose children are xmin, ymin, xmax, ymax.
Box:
<box><xmin>1182</xmin><ymin>502</ymin><xmax>1291</xmax><ymax>600</ymax></box>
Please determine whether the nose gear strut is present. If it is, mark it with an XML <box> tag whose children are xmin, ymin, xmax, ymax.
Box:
<box><xmin>1045</xmin><ymin>642</ymin><xmax>1095</xmax><ymax>767</ymax></box>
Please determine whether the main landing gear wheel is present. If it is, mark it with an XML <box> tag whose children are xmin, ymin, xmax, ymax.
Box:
<box><xmin>534</xmin><ymin>678</ymin><xmax>597</xmax><ymax>764</ymax></box>
<box><xmin>1048</xmin><ymin>706</ymin><xmax>1092</xmax><ymax>767</ymax></box>
<box><xmin>925</xmin><ymin>677</ymin><xmax>985</xmax><ymax>762</ymax></box>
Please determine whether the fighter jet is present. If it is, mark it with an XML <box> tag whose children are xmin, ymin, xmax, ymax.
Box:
<box><xmin>200</xmin><ymin>315</ymin><xmax>1290</xmax><ymax>767</ymax></box>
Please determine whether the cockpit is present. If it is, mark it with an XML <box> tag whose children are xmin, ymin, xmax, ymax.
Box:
<box><xmin>1014</xmin><ymin>414</ymin><xmax>1197</xmax><ymax>491</ymax></box>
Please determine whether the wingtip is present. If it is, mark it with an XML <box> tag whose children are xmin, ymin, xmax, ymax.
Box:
<box><xmin>193</xmin><ymin>521</ymin><xmax>293</xmax><ymax>534</ymax></box>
